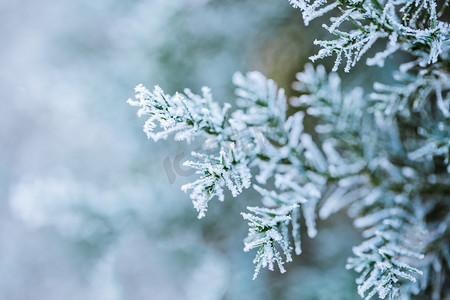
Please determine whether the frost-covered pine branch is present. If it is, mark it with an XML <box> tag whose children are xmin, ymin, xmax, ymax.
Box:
<box><xmin>128</xmin><ymin>71</ymin><xmax>297</xmax><ymax>220</ymax></box>
<box><xmin>128</xmin><ymin>70</ymin><xmax>353</xmax><ymax>276</ymax></box>
<box><xmin>290</xmin><ymin>0</ymin><xmax>450</xmax><ymax>71</ymax></box>
<box><xmin>129</xmin><ymin>1</ymin><xmax>449</xmax><ymax>298</ymax></box>
<box><xmin>129</xmin><ymin>63</ymin><xmax>449</xmax><ymax>298</ymax></box>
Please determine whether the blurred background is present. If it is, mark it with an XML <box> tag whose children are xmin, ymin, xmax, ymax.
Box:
<box><xmin>0</xmin><ymin>0</ymin><xmax>365</xmax><ymax>299</ymax></box>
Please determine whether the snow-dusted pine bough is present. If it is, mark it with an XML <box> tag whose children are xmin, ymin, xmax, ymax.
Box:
<box><xmin>129</xmin><ymin>0</ymin><xmax>449</xmax><ymax>299</ymax></box>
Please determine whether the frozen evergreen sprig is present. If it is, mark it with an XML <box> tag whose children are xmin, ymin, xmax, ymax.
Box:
<box><xmin>129</xmin><ymin>63</ymin><xmax>449</xmax><ymax>297</ymax></box>
<box><xmin>290</xmin><ymin>64</ymin><xmax>434</xmax><ymax>299</ymax></box>
<box><xmin>346</xmin><ymin>192</ymin><xmax>425</xmax><ymax>300</ymax></box>
<box><xmin>370</xmin><ymin>59</ymin><xmax>450</xmax><ymax>120</ymax></box>
<box><xmin>182</xmin><ymin>146</ymin><xmax>251</xmax><ymax>219</ymax></box>
<box><xmin>127</xmin><ymin>84</ymin><xmax>231</xmax><ymax>142</ymax></box>
<box><xmin>129</xmin><ymin>68</ymin><xmax>365</xmax><ymax>277</ymax></box>
<box><xmin>289</xmin><ymin>0</ymin><xmax>450</xmax><ymax>71</ymax></box>
<box><xmin>242</xmin><ymin>204</ymin><xmax>298</xmax><ymax>279</ymax></box>
<box><xmin>291</xmin><ymin>63</ymin><xmax>372</xmax><ymax>165</ymax></box>
<box><xmin>129</xmin><ymin>1</ymin><xmax>450</xmax><ymax>298</ymax></box>
<box><xmin>129</xmin><ymin>72</ymin><xmax>294</xmax><ymax>220</ymax></box>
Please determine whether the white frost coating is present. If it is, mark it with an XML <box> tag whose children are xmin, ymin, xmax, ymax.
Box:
<box><xmin>289</xmin><ymin>0</ymin><xmax>449</xmax><ymax>71</ymax></box>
